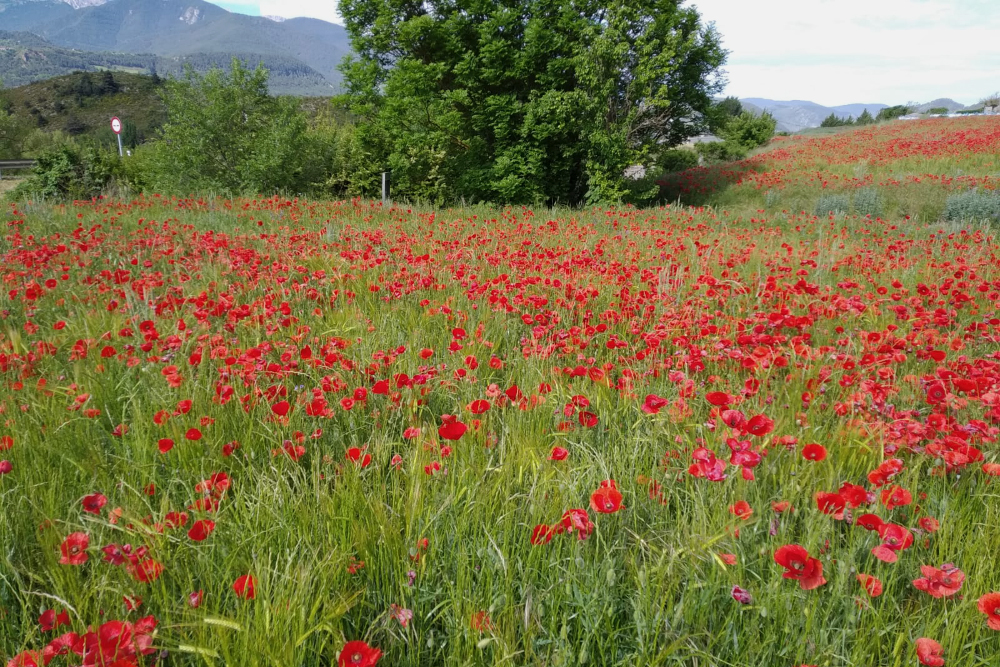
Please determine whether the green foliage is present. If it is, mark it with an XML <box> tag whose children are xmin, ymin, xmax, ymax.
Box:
<box><xmin>820</xmin><ymin>113</ymin><xmax>857</xmax><ymax>128</ymax></box>
<box><xmin>814</xmin><ymin>193</ymin><xmax>850</xmax><ymax>216</ymax></box>
<box><xmin>657</xmin><ymin>147</ymin><xmax>699</xmax><ymax>173</ymax></box>
<box><xmin>4</xmin><ymin>72</ymin><xmax>168</xmax><ymax>144</ymax></box>
<box><xmin>875</xmin><ymin>105</ymin><xmax>909</xmax><ymax>121</ymax></box>
<box><xmin>0</xmin><ymin>104</ymin><xmax>29</xmax><ymax>158</ymax></box>
<box><xmin>148</xmin><ymin>59</ymin><xmax>311</xmax><ymax>194</ymax></box>
<box><xmin>925</xmin><ymin>107</ymin><xmax>949</xmax><ymax>115</ymax></box>
<box><xmin>856</xmin><ymin>109</ymin><xmax>875</xmax><ymax>125</ymax></box>
<box><xmin>694</xmin><ymin>139</ymin><xmax>747</xmax><ymax>163</ymax></box>
<box><xmin>9</xmin><ymin>143</ymin><xmax>121</xmax><ymax>200</ymax></box>
<box><xmin>943</xmin><ymin>189</ymin><xmax>1000</xmax><ymax>223</ymax></box>
<box><xmin>706</xmin><ymin>96</ymin><xmax>743</xmax><ymax>135</ymax></box>
<box><xmin>852</xmin><ymin>187</ymin><xmax>884</xmax><ymax>217</ymax></box>
<box><xmin>339</xmin><ymin>0</ymin><xmax>726</xmax><ymax>205</ymax></box>
<box><xmin>719</xmin><ymin>110</ymin><xmax>776</xmax><ymax>151</ymax></box>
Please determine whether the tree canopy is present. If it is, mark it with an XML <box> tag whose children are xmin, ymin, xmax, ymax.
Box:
<box><xmin>339</xmin><ymin>0</ymin><xmax>727</xmax><ymax>205</ymax></box>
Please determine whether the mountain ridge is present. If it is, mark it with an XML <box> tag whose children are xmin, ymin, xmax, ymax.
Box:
<box><xmin>0</xmin><ymin>0</ymin><xmax>351</xmax><ymax>95</ymax></box>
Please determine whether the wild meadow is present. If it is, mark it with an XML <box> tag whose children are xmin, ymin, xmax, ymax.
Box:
<box><xmin>2</xmin><ymin>117</ymin><xmax>1000</xmax><ymax>667</ymax></box>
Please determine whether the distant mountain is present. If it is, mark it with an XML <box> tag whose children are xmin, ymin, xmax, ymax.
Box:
<box><xmin>740</xmin><ymin>98</ymin><xmax>888</xmax><ymax>133</ymax></box>
<box><xmin>0</xmin><ymin>0</ymin><xmax>352</xmax><ymax>95</ymax></box>
<box><xmin>0</xmin><ymin>30</ymin><xmax>333</xmax><ymax>94</ymax></box>
<box><xmin>910</xmin><ymin>98</ymin><xmax>967</xmax><ymax>113</ymax></box>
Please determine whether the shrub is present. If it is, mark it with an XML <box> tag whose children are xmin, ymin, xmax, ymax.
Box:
<box><xmin>695</xmin><ymin>140</ymin><xmax>747</xmax><ymax>164</ymax></box>
<box><xmin>9</xmin><ymin>144</ymin><xmax>122</xmax><ymax>201</ymax></box>
<box><xmin>148</xmin><ymin>59</ymin><xmax>310</xmax><ymax>195</ymax></box>
<box><xmin>719</xmin><ymin>111</ymin><xmax>776</xmax><ymax>151</ymax></box>
<box><xmin>943</xmin><ymin>189</ymin><xmax>1000</xmax><ymax>223</ymax></box>
<box><xmin>876</xmin><ymin>105</ymin><xmax>910</xmax><ymax>122</ymax></box>
<box><xmin>657</xmin><ymin>148</ymin><xmax>699</xmax><ymax>174</ymax></box>
<box><xmin>853</xmin><ymin>188</ymin><xmax>884</xmax><ymax>218</ymax></box>
<box><xmin>926</xmin><ymin>107</ymin><xmax>949</xmax><ymax>115</ymax></box>
<box><xmin>814</xmin><ymin>193</ymin><xmax>850</xmax><ymax>216</ymax></box>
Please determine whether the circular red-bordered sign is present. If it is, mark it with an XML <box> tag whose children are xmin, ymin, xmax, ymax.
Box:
<box><xmin>111</xmin><ymin>117</ymin><xmax>122</xmax><ymax>134</ymax></box>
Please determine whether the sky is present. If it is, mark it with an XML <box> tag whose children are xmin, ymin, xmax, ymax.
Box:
<box><xmin>208</xmin><ymin>0</ymin><xmax>999</xmax><ymax>106</ymax></box>
<box><xmin>690</xmin><ymin>0</ymin><xmax>1000</xmax><ymax>106</ymax></box>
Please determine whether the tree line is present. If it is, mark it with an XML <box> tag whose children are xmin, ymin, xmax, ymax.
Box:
<box><xmin>7</xmin><ymin>1</ymin><xmax>782</xmax><ymax>206</ymax></box>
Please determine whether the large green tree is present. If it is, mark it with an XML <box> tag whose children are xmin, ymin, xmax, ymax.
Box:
<box><xmin>339</xmin><ymin>0</ymin><xmax>727</xmax><ymax>205</ymax></box>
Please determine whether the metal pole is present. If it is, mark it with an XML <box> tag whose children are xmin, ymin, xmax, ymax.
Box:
<box><xmin>381</xmin><ymin>171</ymin><xmax>389</xmax><ymax>204</ymax></box>
<box><xmin>116</xmin><ymin>133</ymin><xmax>123</xmax><ymax>158</ymax></box>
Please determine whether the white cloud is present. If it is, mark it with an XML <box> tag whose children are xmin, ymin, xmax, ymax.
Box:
<box><xmin>688</xmin><ymin>0</ymin><xmax>1000</xmax><ymax>104</ymax></box>
<box><xmin>258</xmin><ymin>0</ymin><xmax>341</xmax><ymax>24</ymax></box>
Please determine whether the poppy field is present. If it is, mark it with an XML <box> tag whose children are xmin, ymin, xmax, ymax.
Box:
<box><xmin>2</xmin><ymin>117</ymin><xmax>1000</xmax><ymax>667</ymax></box>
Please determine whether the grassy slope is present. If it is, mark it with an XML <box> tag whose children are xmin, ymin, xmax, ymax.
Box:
<box><xmin>4</xmin><ymin>71</ymin><xmax>167</xmax><ymax>143</ymax></box>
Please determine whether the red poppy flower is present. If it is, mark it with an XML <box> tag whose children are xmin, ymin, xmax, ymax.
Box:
<box><xmin>590</xmin><ymin>483</ymin><xmax>623</xmax><ymax>514</ymax></box>
<box><xmin>271</xmin><ymin>400</ymin><xmax>291</xmax><ymax>417</ymax></box>
<box><xmin>338</xmin><ymin>640</ymin><xmax>381</xmax><ymax>667</ymax></box>
<box><xmin>857</xmin><ymin>573</ymin><xmax>883</xmax><ymax>597</ymax></box>
<box><xmin>128</xmin><ymin>558</ymin><xmax>164</xmax><ymax>583</ymax></box>
<box><xmin>345</xmin><ymin>447</ymin><xmax>373</xmax><ymax>467</ymax></box>
<box><xmin>59</xmin><ymin>532</ymin><xmax>89</xmax><ymax>565</ymax></box>
<box><xmin>978</xmin><ymin>592</ymin><xmax>1000</xmax><ymax>630</ymax></box>
<box><xmin>185</xmin><ymin>428</ymin><xmax>202</xmax><ymax>441</ymax></box>
<box><xmin>880</xmin><ymin>484</ymin><xmax>912</xmax><ymax>510</ymax></box>
<box><xmin>918</xmin><ymin>516</ymin><xmax>940</xmax><ymax>532</ymax></box>
<box><xmin>912</xmin><ymin>564</ymin><xmax>964</xmax><ymax>598</ymax></box>
<box><xmin>438</xmin><ymin>421</ymin><xmax>468</xmax><ymax>441</ymax></box>
<box><xmin>729</xmin><ymin>500</ymin><xmax>752</xmax><ymax>520</ymax></box>
<box><xmin>801</xmin><ymin>444</ymin><xmax>827</xmax><ymax>461</ymax></box>
<box><xmin>856</xmin><ymin>513</ymin><xmax>884</xmax><ymax>531</ymax></box>
<box><xmin>773</xmin><ymin>544</ymin><xmax>826</xmax><ymax>590</ymax></box>
<box><xmin>188</xmin><ymin>590</ymin><xmax>204</xmax><ymax>608</ymax></box>
<box><xmin>530</xmin><ymin>524</ymin><xmax>554</xmax><ymax>545</ymax></box>
<box><xmin>0</xmin><ymin>435</ymin><xmax>12</xmax><ymax>450</ymax></box>
<box><xmin>38</xmin><ymin>609</ymin><xmax>71</xmax><ymax>632</ymax></box>
<box><xmin>731</xmin><ymin>585</ymin><xmax>752</xmax><ymax>604</ymax></box>
<box><xmin>561</xmin><ymin>508</ymin><xmax>594</xmax><ymax>540</ymax></box>
<box><xmin>233</xmin><ymin>574</ymin><xmax>257</xmax><ymax>600</ymax></box>
<box><xmin>915</xmin><ymin>637</ymin><xmax>944</xmax><ymax>667</ymax></box>
<box><xmin>815</xmin><ymin>492</ymin><xmax>846</xmax><ymax>517</ymax></box>
<box><xmin>641</xmin><ymin>394</ymin><xmax>668</xmax><ymax>414</ymax></box>
<box><xmin>468</xmin><ymin>399</ymin><xmax>490</xmax><ymax>414</ymax></box>
<box><xmin>187</xmin><ymin>519</ymin><xmax>216</xmax><ymax>542</ymax></box>
<box><xmin>548</xmin><ymin>446</ymin><xmax>568</xmax><ymax>461</ymax></box>
<box><xmin>705</xmin><ymin>391</ymin><xmax>735</xmax><ymax>406</ymax></box>
<box><xmin>157</xmin><ymin>438</ymin><xmax>174</xmax><ymax>453</ymax></box>
<box><xmin>82</xmin><ymin>493</ymin><xmax>108</xmax><ymax>515</ymax></box>
<box><xmin>745</xmin><ymin>414</ymin><xmax>774</xmax><ymax>437</ymax></box>
<box><xmin>578</xmin><ymin>411</ymin><xmax>598</xmax><ymax>428</ymax></box>
<box><xmin>872</xmin><ymin>523</ymin><xmax>913</xmax><ymax>563</ymax></box>
<box><xmin>0</xmin><ymin>460</ymin><xmax>11</xmax><ymax>475</ymax></box>
<box><xmin>6</xmin><ymin>651</ymin><xmax>41</xmax><ymax>667</ymax></box>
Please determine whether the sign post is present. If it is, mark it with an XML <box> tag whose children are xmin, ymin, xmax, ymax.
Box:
<box><xmin>110</xmin><ymin>117</ymin><xmax>123</xmax><ymax>157</ymax></box>
<box><xmin>381</xmin><ymin>171</ymin><xmax>390</xmax><ymax>204</ymax></box>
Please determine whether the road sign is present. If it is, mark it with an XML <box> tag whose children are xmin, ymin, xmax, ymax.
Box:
<box><xmin>111</xmin><ymin>117</ymin><xmax>124</xmax><ymax>156</ymax></box>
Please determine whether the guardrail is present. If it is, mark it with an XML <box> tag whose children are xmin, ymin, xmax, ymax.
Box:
<box><xmin>0</xmin><ymin>159</ymin><xmax>36</xmax><ymax>180</ymax></box>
